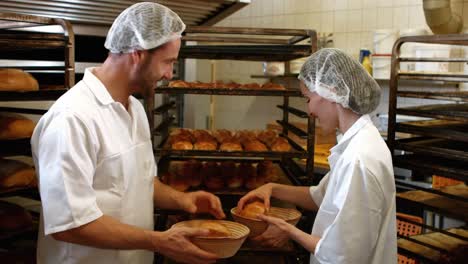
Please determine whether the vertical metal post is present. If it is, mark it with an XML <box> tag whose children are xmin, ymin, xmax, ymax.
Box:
<box><xmin>388</xmin><ymin>39</ymin><xmax>404</xmax><ymax>156</ymax></box>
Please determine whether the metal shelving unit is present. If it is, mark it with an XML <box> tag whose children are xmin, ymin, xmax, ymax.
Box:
<box><xmin>147</xmin><ymin>26</ymin><xmax>318</xmax><ymax>263</ymax></box>
<box><xmin>0</xmin><ymin>13</ymin><xmax>75</xmax><ymax>251</ymax></box>
<box><xmin>388</xmin><ymin>34</ymin><xmax>468</xmax><ymax>263</ymax></box>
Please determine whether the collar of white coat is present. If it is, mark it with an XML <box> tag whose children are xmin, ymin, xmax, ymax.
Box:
<box><xmin>83</xmin><ymin>67</ymin><xmax>115</xmax><ymax>105</ymax></box>
<box><xmin>328</xmin><ymin>114</ymin><xmax>372</xmax><ymax>167</ymax></box>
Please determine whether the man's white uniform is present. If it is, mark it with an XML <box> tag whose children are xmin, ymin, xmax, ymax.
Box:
<box><xmin>309</xmin><ymin>115</ymin><xmax>397</xmax><ymax>264</ymax></box>
<box><xmin>32</xmin><ymin>68</ymin><xmax>156</xmax><ymax>264</ymax></box>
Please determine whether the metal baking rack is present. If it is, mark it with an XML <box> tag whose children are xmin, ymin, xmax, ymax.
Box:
<box><xmin>0</xmin><ymin>13</ymin><xmax>74</xmax><ymax>246</ymax></box>
<box><xmin>150</xmin><ymin>26</ymin><xmax>317</xmax><ymax>183</ymax></box>
<box><xmin>387</xmin><ymin>34</ymin><xmax>468</xmax><ymax>262</ymax></box>
<box><xmin>149</xmin><ymin>26</ymin><xmax>317</xmax><ymax>263</ymax></box>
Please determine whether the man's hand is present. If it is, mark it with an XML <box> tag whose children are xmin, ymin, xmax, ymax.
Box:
<box><xmin>150</xmin><ymin>225</ymin><xmax>218</xmax><ymax>264</ymax></box>
<box><xmin>237</xmin><ymin>183</ymin><xmax>274</xmax><ymax>211</ymax></box>
<box><xmin>250</xmin><ymin>224</ymin><xmax>290</xmax><ymax>248</ymax></box>
<box><xmin>179</xmin><ymin>191</ymin><xmax>226</xmax><ymax>219</ymax></box>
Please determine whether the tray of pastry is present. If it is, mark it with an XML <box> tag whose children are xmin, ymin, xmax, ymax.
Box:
<box><xmin>155</xmin><ymin>80</ymin><xmax>302</xmax><ymax>97</ymax></box>
<box><xmin>398</xmin><ymin>228</ymin><xmax>468</xmax><ymax>263</ymax></box>
<box><xmin>156</xmin><ymin>129</ymin><xmax>308</xmax><ymax>159</ymax></box>
<box><xmin>397</xmin><ymin>186</ymin><xmax>468</xmax><ymax>222</ymax></box>
<box><xmin>159</xmin><ymin>159</ymin><xmax>292</xmax><ymax>196</ymax></box>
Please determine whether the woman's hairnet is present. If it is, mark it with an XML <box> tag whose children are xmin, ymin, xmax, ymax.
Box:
<box><xmin>298</xmin><ymin>48</ymin><xmax>381</xmax><ymax>115</ymax></box>
<box><xmin>104</xmin><ymin>2</ymin><xmax>186</xmax><ymax>53</ymax></box>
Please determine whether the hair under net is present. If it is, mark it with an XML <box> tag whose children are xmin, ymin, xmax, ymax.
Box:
<box><xmin>298</xmin><ymin>48</ymin><xmax>381</xmax><ymax>115</ymax></box>
<box><xmin>104</xmin><ymin>2</ymin><xmax>186</xmax><ymax>53</ymax></box>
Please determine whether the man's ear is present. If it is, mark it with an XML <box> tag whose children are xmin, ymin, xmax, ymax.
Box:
<box><xmin>130</xmin><ymin>50</ymin><xmax>146</xmax><ymax>65</ymax></box>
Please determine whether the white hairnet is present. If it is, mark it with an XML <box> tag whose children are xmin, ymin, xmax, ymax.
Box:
<box><xmin>298</xmin><ymin>48</ymin><xmax>381</xmax><ymax>115</ymax></box>
<box><xmin>105</xmin><ymin>2</ymin><xmax>186</xmax><ymax>53</ymax></box>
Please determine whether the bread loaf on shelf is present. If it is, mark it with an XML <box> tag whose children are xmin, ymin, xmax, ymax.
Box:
<box><xmin>169</xmin><ymin>129</ymin><xmax>194</xmax><ymax>150</ymax></box>
<box><xmin>168</xmin><ymin>80</ymin><xmax>190</xmax><ymax>88</ymax></box>
<box><xmin>271</xmin><ymin>137</ymin><xmax>292</xmax><ymax>152</ymax></box>
<box><xmin>203</xmin><ymin>162</ymin><xmax>224</xmax><ymax>190</ymax></box>
<box><xmin>0</xmin><ymin>158</ymin><xmax>36</xmax><ymax>189</ymax></box>
<box><xmin>0</xmin><ymin>201</ymin><xmax>33</xmax><ymax>231</ymax></box>
<box><xmin>0</xmin><ymin>69</ymin><xmax>39</xmax><ymax>91</ymax></box>
<box><xmin>0</xmin><ymin>113</ymin><xmax>35</xmax><ymax>140</ymax></box>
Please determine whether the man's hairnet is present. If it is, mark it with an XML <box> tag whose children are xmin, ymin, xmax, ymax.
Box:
<box><xmin>104</xmin><ymin>2</ymin><xmax>186</xmax><ymax>53</ymax></box>
<box><xmin>298</xmin><ymin>48</ymin><xmax>381</xmax><ymax>115</ymax></box>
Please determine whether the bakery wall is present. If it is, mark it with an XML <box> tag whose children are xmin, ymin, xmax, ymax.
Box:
<box><xmin>189</xmin><ymin>0</ymin><xmax>468</xmax><ymax>131</ymax></box>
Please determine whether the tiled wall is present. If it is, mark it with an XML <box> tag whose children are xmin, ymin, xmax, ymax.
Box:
<box><xmin>186</xmin><ymin>0</ymin><xmax>467</xmax><ymax>131</ymax></box>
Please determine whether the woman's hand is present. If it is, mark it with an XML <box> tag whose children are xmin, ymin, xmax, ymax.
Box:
<box><xmin>237</xmin><ymin>183</ymin><xmax>275</xmax><ymax>211</ymax></box>
<box><xmin>250</xmin><ymin>224</ymin><xmax>290</xmax><ymax>248</ymax></box>
<box><xmin>178</xmin><ymin>191</ymin><xmax>225</xmax><ymax>219</ymax></box>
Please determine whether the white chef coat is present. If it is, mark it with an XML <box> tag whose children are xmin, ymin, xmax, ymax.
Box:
<box><xmin>309</xmin><ymin>114</ymin><xmax>397</xmax><ymax>264</ymax></box>
<box><xmin>31</xmin><ymin>68</ymin><xmax>157</xmax><ymax>264</ymax></box>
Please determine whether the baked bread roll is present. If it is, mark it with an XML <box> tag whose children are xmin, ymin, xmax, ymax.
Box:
<box><xmin>219</xmin><ymin>141</ymin><xmax>243</xmax><ymax>152</ymax></box>
<box><xmin>0</xmin><ymin>201</ymin><xmax>33</xmax><ymax>231</ymax></box>
<box><xmin>194</xmin><ymin>141</ymin><xmax>217</xmax><ymax>151</ymax></box>
<box><xmin>169</xmin><ymin>129</ymin><xmax>194</xmax><ymax>150</ymax></box>
<box><xmin>202</xmin><ymin>162</ymin><xmax>224</xmax><ymax>190</ymax></box>
<box><xmin>168</xmin><ymin>80</ymin><xmax>190</xmax><ymax>88</ymax></box>
<box><xmin>213</xmin><ymin>129</ymin><xmax>233</xmax><ymax>143</ymax></box>
<box><xmin>164</xmin><ymin>171</ymin><xmax>190</xmax><ymax>192</ymax></box>
<box><xmin>271</xmin><ymin>137</ymin><xmax>292</xmax><ymax>152</ymax></box>
<box><xmin>225</xmin><ymin>82</ymin><xmax>240</xmax><ymax>89</ymax></box>
<box><xmin>191</xmin><ymin>82</ymin><xmax>213</xmax><ymax>89</ymax></box>
<box><xmin>221</xmin><ymin>161</ymin><xmax>242</xmax><ymax>189</ymax></box>
<box><xmin>0</xmin><ymin>158</ymin><xmax>36</xmax><ymax>189</ymax></box>
<box><xmin>261</xmin><ymin>82</ymin><xmax>285</xmax><ymax>90</ymax></box>
<box><xmin>257</xmin><ymin>160</ymin><xmax>276</xmax><ymax>183</ymax></box>
<box><xmin>257</xmin><ymin>129</ymin><xmax>278</xmax><ymax>147</ymax></box>
<box><xmin>196</xmin><ymin>220</ymin><xmax>231</xmax><ymax>238</ymax></box>
<box><xmin>185</xmin><ymin>160</ymin><xmax>203</xmax><ymax>188</ymax></box>
<box><xmin>243</xmin><ymin>139</ymin><xmax>268</xmax><ymax>152</ymax></box>
<box><xmin>238</xmin><ymin>201</ymin><xmax>266</xmax><ymax>219</ymax></box>
<box><xmin>240</xmin><ymin>83</ymin><xmax>261</xmax><ymax>89</ymax></box>
<box><xmin>193</xmin><ymin>130</ymin><xmax>217</xmax><ymax>151</ymax></box>
<box><xmin>0</xmin><ymin>113</ymin><xmax>35</xmax><ymax>140</ymax></box>
<box><xmin>0</xmin><ymin>69</ymin><xmax>39</xmax><ymax>91</ymax></box>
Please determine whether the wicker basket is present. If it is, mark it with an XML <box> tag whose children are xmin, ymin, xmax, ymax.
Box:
<box><xmin>173</xmin><ymin>220</ymin><xmax>250</xmax><ymax>258</ymax></box>
<box><xmin>230</xmin><ymin>206</ymin><xmax>301</xmax><ymax>237</ymax></box>
<box><xmin>397</xmin><ymin>213</ymin><xmax>423</xmax><ymax>264</ymax></box>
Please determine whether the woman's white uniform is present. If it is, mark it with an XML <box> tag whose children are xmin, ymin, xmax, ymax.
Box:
<box><xmin>309</xmin><ymin>115</ymin><xmax>397</xmax><ymax>264</ymax></box>
<box><xmin>31</xmin><ymin>68</ymin><xmax>156</xmax><ymax>264</ymax></box>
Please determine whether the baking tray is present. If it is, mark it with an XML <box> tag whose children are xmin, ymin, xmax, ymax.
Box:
<box><xmin>155</xmin><ymin>86</ymin><xmax>302</xmax><ymax>97</ymax></box>
<box><xmin>395</xmin><ymin>137</ymin><xmax>468</xmax><ymax>162</ymax></box>
<box><xmin>397</xmin><ymin>90</ymin><xmax>468</xmax><ymax>102</ymax></box>
<box><xmin>397</xmin><ymin>228</ymin><xmax>468</xmax><ymax>263</ymax></box>
<box><xmin>398</xmin><ymin>72</ymin><xmax>468</xmax><ymax>83</ymax></box>
<box><xmin>396</xmin><ymin>103</ymin><xmax>468</xmax><ymax>121</ymax></box>
<box><xmin>395</xmin><ymin>121</ymin><xmax>468</xmax><ymax>142</ymax></box>
<box><xmin>393</xmin><ymin>154</ymin><xmax>467</xmax><ymax>183</ymax></box>
<box><xmin>397</xmin><ymin>190</ymin><xmax>468</xmax><ymax>222</ymax></box>
<box><xmin>0</xmin><ymin>88</ymin><xmax>67</xmax><ymax>101</ymax></box>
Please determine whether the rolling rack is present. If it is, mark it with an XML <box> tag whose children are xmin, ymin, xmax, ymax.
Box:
<box><xmin>388</xmin><ymin>34</ymin><xmax>468</xmax><ymax>263</ymax></box>
<box><xmin>0</xmin><ymin>12</ymin><xmax>74</xmax><ymax>257</ymax></box>
<box><xmin>147</xmin><ymin>26</ymin><xmax>318</xmax><ymax>263</ymax></box>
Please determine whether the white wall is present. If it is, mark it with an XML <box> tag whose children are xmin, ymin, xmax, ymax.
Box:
<box><xmin>186</xmin><ymin>0</ymin><xmax>467</xmax><ymax>131</ymax></box>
